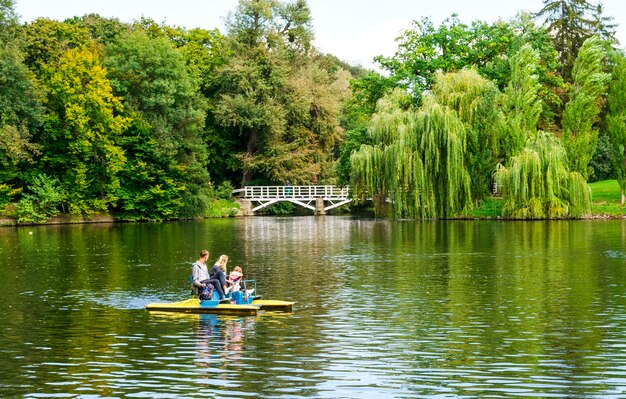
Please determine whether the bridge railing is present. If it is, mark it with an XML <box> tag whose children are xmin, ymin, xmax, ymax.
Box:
<box><xmin>233</xmin><ymin>185</ymin><xmax>349</xmax><ymax>199</ymax></box>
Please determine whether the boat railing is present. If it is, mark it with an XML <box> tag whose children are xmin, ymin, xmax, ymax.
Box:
<box><xmin>241</xmin><ymin>279</ymin><xmax>257</xmax><ymax>296</ymax></box>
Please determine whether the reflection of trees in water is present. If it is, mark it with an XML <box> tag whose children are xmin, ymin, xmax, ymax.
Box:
<box><xmin>193</xmin><ymin>315</ymin><xmax>255</xmax><ymax>367</ymax></box>
<box><xmin>440</xmin><ymin>221</ymin><xmax>609</xmax><ymax>382</ymax></box>
<box><xmin>234</xmin><ymin>217</ymin><xmax>357</xmax><ymax>299</ymax></box>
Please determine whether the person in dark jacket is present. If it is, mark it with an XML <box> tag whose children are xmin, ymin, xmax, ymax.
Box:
<box><xmin>210</xmin><ymin>254</ymin><xmax>231</xmax><ymax>299</ymax></box>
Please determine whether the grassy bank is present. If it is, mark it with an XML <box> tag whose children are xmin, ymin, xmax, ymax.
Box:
<box><xmin>0</xmin><ymin>198</ymin><xmax>241</xmax><ymax>226</ymax></box>
<box><xmin>465</xmin><ymin>180</ymin><xmax>626</xmax><ymax>219</ymax></box>
<box><xmin>588</xmin><ymin>180</ymin><xmax>625</xmax><ymax>216</ymax></box>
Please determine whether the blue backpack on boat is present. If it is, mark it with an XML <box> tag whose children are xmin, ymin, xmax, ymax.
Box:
<box><xmin>199</xmin><ymin>283</ymin><xmax>214</xmax><ymax>301</ymax></box>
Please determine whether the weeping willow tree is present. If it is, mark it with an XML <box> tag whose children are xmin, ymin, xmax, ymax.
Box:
<box><xmin>501</xmin><ymin>43</ymin><xmax>543</xmax><ymax>160</ymax></box>
<box><xmin>495</xmin><ymin>44</ymin><xmax>591</xmax><ymax>218</ymax></box>
<box><xmin>350</xmin><ymin>87</ymin><xmax>472</xmax><ymax>219</ymax></box>
<box><xmin>562</xmin><ymin>35</ymin><xmax>610</xmax><ymax>180</ymax></box>
<box><xmin>495</xmin><ymin>132</ymin><xmax>591</xmax><ymax>218</ymax></box>
<box><xmin>431</xmin><ymin>69</ymin><xmax>502</xmax><ymax>204</ymax></box>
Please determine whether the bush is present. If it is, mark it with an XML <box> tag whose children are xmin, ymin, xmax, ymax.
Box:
<box><xmin>214</xmin><ymin>181</ymin><xmax>235</xmax><ymax>200</ymax></box>
<box><xmin>12</xmin><ymin>174</ymin><xmax>64</xmax><ymax>223</ymax></box>
<box><xmin>589</xmin><ymin>134</ymin><xmax>616</xmax><ymax>182</ymax></box>
<box><xmin>13</xmin><ymin>196</ymin><xmax>46</xmax><ymax>223</ymax></box>
<box><xmin>0</xmin><ymin>184</ymin><xmax>21</xmax><ymax>212</ymax></box>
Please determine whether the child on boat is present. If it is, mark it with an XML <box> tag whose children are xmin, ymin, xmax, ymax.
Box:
<box><xmin>227</xmin><ymin>265</ymin><xmax>255</xmax><ymax>304</ymax></box>
<box><xmin>229</xmin><ymin>266</ymin><xmax>243</xmax><ymax>292</ymax></box>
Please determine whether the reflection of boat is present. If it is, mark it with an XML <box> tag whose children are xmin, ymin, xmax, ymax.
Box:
<box><xmin>145</xmin><ymin>280</ymin><xmax>295</xmax><ymax>315</ymax></box>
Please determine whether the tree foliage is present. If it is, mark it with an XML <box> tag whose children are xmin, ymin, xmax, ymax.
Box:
<box><xmin>0</xmin><ymin>45</ymin><xmax>43</xmax><ymax>185</ymax></box>
<box><xmin>104</xmin><ymin>30</ymin><xmax>211</xmax><ymax>219</ymax></box>
<box><xmin>495</xmin><ymin>132</ymin><xmax>591</xmax><ymax>218</ymax></box>
<box><xmin>211</xmin><ymin>0</ymin><xmax>349</xmax><ymax>185</ymax></box>
<box><xmin>606</xmin><ymin>51</ymin><xmax>626</xmax><ymax>204</ymax></box>
<box><xmin>0</xmin><ymin>0</ymin><xmax>622</xmax><ymax>222</ymax></box>
<box><xmin>561</xmin><ymin>35</ymin><xmax>610</xmax><ymax>180</ymax></box>
<box><xmin>38</xmin><ymin>46</ymin><xmax>129</xmax><ymax>215</ymax></box>
<box><xmin>19</xmin><ymin>18</ymin><xmax>90</xmax><ymax>74</ymax></box>
<box><xmin>376</xmin><ymin>14</ymin><xmax>565</xmax><ymax>132</ymax></box>
<box><xmin>536</xmin><ymin>0</ymin><xmax>616</xmax><ymax>80</ymax></box>
<box><xmin>350</xmin><ymin>85</ymin><xmax>473</xmax><ymax>219</ymax></box>
<box><xmin>496</xmin><ymin>44</ymin><xmax>592</xmax><ymax>219</ymax></box>
<box><xmin>336</xmin><ymin>71</ymin><xmax>398</xmax><ymax>185</ymax></box>
<box><xmin>0</xmin><ymin>0</ymin><xmax>19</xmax><ymax>44</ymax></box>
<box><xmin>501</xmin><ymin>44</ymin><xmax>544</xmax><ymax>159</ymax></box>
<box><xmin>431</xmin><ymin>69</ymin><xmax>502</xmax><ymax>203</ymax></box>
<box><xmin>378</xmin><ymin>15</ymin><xmax>559</xmax><ymax>93</ymax></box>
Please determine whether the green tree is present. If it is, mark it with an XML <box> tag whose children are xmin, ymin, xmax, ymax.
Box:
<box><xmin>0</xmin><ymin>45</ymin><xmax>43</xmax><ymax>186</ymax></box>
<box><xmin>376</xmin><ymin>14</ymin><xmax>565</xmax><ymax>131</ymax></box>
<box><xmin>129</xmin><ymin>17</ymin><xmax>226</xmax><ymax>95</ymax></box>
<box><xmin>38</xmin><ymin>46</ymin><xmax>129</xmax><ymax>216</ymax></box>
<box><xmin>350</xmin><ymin>86</ymin><xmax>472</xmax><ymax>219</ymax></box>
<box><xmin>377</xmin><ymin>15</ymin><xmax>559</xmax><ymax>94</ymax></box>
<box><xmin>501</xmin><ymin>44</ymin><xmax>544</xmax><ymax>160</ymax></box>
<box><xmin>432</xmin><ymin>69</ymin><xmax>502</xmax><ymax>205</ymax></box>
<box><xmin>104</xmin><ymin>30</ymin><xmax>210</xmax><ymax>219</ymax></box>
<box><xmin>112</xmin><ymin>114</ymin><xmax>186</xmax><ymax>221</ymax></box>
<box><xmin>174</xmin><ymin>28</ymin><xmax>225</xmax><ymax>95</ymax></box>
<box><xmin>0</xmin><ymin>0</ymin><xmax>19</xmax><ymax>44</ymax></box>
<box><xmin>495</xmin><ymin>44</ymin><xmax>591</xmax><ymax>219</ymax></box>
<box><xmin>535</xmin><ymin>0</ymin><xmax>616</xmax><ymax>79</ymax></box>
<box><xmin>592</xmin><ymin>2</ymin><xmax>618</xmax><ymax>43</ymax></box>
<box><xmin>66</xmin><ymin>13</ymin><xmax>130</xmax><ymax>45</ymax></box>
<box><xmin>336</xmin><ymin>70</ymin><xmax>397</xmax><ymax>185</ymax></box>
<box><xmin>561</xmin><ymin>35</ymin><xmax>610</xmax><ymax>180</ymax></box>
<box><xmin>19</xmin><ymin>18</ymin><xmax>90</xmax><ymax>74</ymax></box>
<box><xmin>588</xmin><ymin>132</ymin><xmax>615</xmax><ymax>182</ymax></box>
<box><xmin>212</xmin><ymin>0</ymin><xmax>348</xmax><ymax>185</ymax></box>
<box><xmin>495</xmin><ymin>132</ymin><xmax>591</xmax><ymax>218</ymax></box>
<box><xmin>606</xmin><ymin>51</ymin><xmax>626</xmax><ymax>204</ymax></box>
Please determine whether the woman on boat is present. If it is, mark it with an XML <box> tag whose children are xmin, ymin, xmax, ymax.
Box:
<box><xmin>209</xmin><ymin>254</ymin><xmax>230</xmax><ymax>299</ymax></box>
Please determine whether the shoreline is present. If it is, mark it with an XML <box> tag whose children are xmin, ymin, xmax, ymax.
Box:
<box><xmin>2</xmin><ymin>212</ymin><xmax>625</xmax><ymax>227</ymax></box>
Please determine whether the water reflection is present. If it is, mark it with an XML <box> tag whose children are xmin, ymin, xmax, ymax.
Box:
<box><xmin>1</xmin><ymin>218</ymin><xmax>626</xmax><ymax>398</ymax></box>
<box><xmin>193</xmin><ymin>314</ymin><xmax>255</xmax><ymax>366</ymax></box>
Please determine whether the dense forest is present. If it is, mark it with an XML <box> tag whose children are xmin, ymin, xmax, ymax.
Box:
<box><xmin>0</xmin><ymin>0</ymin><xmax>625</xmax><ymax>222</ymax></box>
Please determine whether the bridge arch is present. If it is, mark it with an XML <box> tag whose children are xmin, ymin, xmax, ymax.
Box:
<box><xmin>232</xmin><ymin>185</ymin><xmax>351</xmax><ymax>215</ymax></box>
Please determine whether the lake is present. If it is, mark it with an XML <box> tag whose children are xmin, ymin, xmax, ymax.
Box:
<box><xmin>1</xmin><ymin>217</ymin><xmax>625</xmax><ymax>398</ymax></box>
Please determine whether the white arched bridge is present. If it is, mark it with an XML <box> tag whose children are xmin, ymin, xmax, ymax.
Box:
<box><xmin>232</xmin><ymin>185</ymin><xmax>351</xmax><ymax>215</ymax></box>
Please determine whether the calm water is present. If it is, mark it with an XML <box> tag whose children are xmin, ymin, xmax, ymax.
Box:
<box><xmin>1</xmin><ymin>217</ymin><xmax>626</xmax><ymax>398</ymax></box>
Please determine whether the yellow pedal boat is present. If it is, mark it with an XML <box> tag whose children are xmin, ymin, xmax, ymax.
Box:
<box><xmin>145</xmin><ymin>297</ymin><xmax>294</xmax><ymax>315</ymax></box>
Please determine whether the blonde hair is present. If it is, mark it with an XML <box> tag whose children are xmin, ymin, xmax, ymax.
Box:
<box><xmin>233</xmin><ymin>266</ymin><xmax>242</xmax><ymax>273</ymax></box>
<box><xmin>217</xmin><ymin>254</ymin><xmax>229</xmax><ymax>271</ymax></box>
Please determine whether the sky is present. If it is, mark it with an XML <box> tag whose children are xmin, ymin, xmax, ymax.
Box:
<box><xmin>14</xmin><ymin>0</ymin><xmax>626</xmax><ymax>71</ymax></box>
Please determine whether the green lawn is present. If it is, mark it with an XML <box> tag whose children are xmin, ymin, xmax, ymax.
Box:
<box><xmin>464</xmin><ymin>197</ymin><xmax>504</xmax><ymax>218</ymax></box>
<box><xmin>589</xmin><ymin>180</ymin><xmax>625</xmax><ymax>216</ymax></box>
<box><xmin>464</xmin><ymin>180</ymin><xmax>625</xmax><ymax>219</ymax></box>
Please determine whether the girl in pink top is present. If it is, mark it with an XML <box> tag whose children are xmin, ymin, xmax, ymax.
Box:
<box><xmin>229</xmin><ymin>266</ymin><xmax>244</xmax><ymax>292</ymax></box>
